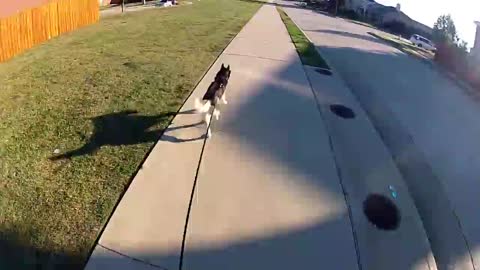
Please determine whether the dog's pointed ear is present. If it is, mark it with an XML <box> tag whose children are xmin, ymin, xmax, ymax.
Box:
<box><xmin>227</xmin><ymin>65</ymin><xmax>230</xmax><ymax>70</ymax></box>
<box><xmin>222</xmin><ymin>63</ymin><xmax>225</xmax><ymax>68</ymax></box>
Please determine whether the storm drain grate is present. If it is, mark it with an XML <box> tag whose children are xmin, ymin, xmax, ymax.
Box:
<box><xmin>363</xmin><ymin>194</ymin><xmax>400</xmax><ymax>231</ymax></box>
<box><xmin>330</xmin><ymin>104</ymin><xmax>355</xmax><ymax>119</ymax></box>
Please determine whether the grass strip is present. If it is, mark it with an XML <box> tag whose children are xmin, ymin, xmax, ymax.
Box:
<box><xmin>277</xmin><ymin>7</ymin><xmax>330</xmax><ymax>69</ymax></box>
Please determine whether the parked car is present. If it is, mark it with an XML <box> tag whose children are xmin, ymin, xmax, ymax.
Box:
<box><xmin>298</xmin><ymin>2</ymin><xmax>308</xmax><ymax>7</ymax></box>
<box><xmin>409</xmin><ymin>34</ymin><xmax>436</xmax><ymax>51</ymax></box>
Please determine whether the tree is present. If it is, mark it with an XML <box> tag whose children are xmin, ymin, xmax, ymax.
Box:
<box><xmin>432</xmin><ymin>14</ymin><xmax>458</xmax><ymax>44</ymax></box>
<box><xmin>457</xmin><ymin>40</ymin><xmax>469</xmax><ymax>52</ymax></box>
<box><xmin>433</xmin><ymin>14</ymin><xmax>469</xmax><ymax>53</ymax></box>
<box><xmin>333</xmin><ymin>0</ymin><xmax>345</xmax><ymax>16</ymax></box>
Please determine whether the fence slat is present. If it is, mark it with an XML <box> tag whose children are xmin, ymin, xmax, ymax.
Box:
<box><xmin>32</xmin><ymin>6</ymin><xmax>48</xmax><ymax>44</ymax></box>
<box><xmin>0</xmin><ymin>20</ymin><xmax>5</xmax><ymax>62</ymax></box>
<box><xmin>0</xmin><ymin>0</ymin><xmax>99</xmax><ymax>62</ymax></box>
<box><xmin>49</xmin><ymin>1</ymin><xmax>60</xmax><ymax>39</ymax></box>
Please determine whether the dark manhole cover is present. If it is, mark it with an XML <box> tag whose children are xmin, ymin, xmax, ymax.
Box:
<box><xmin>363</xmin><ymin>194</ymin><xmax>400</xmax><ymax>231</ymax></box>
<box><xmin>330</xmin><ymin>104</ymin><xmax>355</xmax><ymax>119</ymax></box>
<box><xmin>315</xmin><ymin>68</ymin><xmax>333</xmax><ymax>76</ymax></box>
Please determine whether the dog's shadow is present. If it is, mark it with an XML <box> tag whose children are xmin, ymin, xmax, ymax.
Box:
<box><xmin>49</xmin><ymin>109</ymin><xmax>203</xmax><ymax>161</ymax></box>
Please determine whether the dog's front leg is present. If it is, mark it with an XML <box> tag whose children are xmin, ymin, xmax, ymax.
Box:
<box><xmin>221</xmin><ymin>93</ymin><xmax>228</xmax><ymax>104</ymax></box>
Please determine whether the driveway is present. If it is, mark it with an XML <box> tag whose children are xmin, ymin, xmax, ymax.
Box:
<box><xmin>280</xmin><ymin>2</ymin><xmax>480</xmax><ymax>270</ymax></box>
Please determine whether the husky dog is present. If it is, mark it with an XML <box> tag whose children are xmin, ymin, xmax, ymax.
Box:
<box><xmin>195</xmin><ymin>64</ymin><xmax>231</xmax><ymax>137</ymax></box>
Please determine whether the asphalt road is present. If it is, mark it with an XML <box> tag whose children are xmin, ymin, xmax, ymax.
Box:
<box><xmin>280</xmin><ymin>2</ymin><xmax>480</xmax><ymax>270</ymax></box>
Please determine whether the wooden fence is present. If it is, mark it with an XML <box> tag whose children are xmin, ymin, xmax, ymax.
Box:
<box><xmin>0</xmin><ymin>0</ymin><xmax>99</xmax><ymax>62</ymax></box>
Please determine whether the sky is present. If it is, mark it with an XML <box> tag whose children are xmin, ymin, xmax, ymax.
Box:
<box><xmin>376</xmin><ymin>0</ymin><xmax>480</xmax><ymax>48</ymax></box>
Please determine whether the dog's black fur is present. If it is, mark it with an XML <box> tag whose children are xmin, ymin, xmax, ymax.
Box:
<box><xmin>195</xmin><ymin>63</ymin><xmax>231</xmax><ymax>138</ymax></box>
<box><xmin>202</xmin><ymin>64</ymin><xmax>231</xmax><ymax>105</ymax></box>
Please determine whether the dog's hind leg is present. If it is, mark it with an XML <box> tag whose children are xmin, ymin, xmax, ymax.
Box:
<box><xmin>213</xmin><ymin>108</ymin><xmax>220</xmax><ymax>120</ymax></box>
<box><xmin>221</xmin><ymin>93</ymin><xmax>228</xmax><ymax>104</ymax></box>
<box><xmin>205</xmin><ymin>112</ymin><xmax>211</xmax><ymax>125</ymax></box>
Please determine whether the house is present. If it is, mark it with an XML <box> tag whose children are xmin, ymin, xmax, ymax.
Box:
<box><xmin>381</xmin><ymin>11</ymin><xmax>432</xmax><ymax>37</ymax></box>
<box><xmin>365</xmin><ymin>4</ymin><xmax>397</xmax><ymax>23</ymax></box>
<box><xmin>361</xmin><ymin>2</ymin><xmax>432</xmax><ymax>38</ymax></box>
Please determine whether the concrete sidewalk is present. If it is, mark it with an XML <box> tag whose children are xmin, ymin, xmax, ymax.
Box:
<box><xmin>86</xmin><ymin>4</ymin><xmax>437</xmax><ymax>270</ymax></box>
<box><xmin>85</xmin><ymin>4</ymin><xmax>359</xmax><ymax>270</ymax></box>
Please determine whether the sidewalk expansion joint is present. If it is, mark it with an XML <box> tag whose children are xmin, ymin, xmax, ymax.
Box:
<box><xmin>98</xmin><ymin>243</ymin><xmax>170</xmax><ymax>270</ymax></box>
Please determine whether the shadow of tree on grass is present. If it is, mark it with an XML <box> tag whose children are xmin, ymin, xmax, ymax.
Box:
<box><xmin>0</xmin><ymin>226</ymin><xmax>81</xmax><ymax>270</ymax></box>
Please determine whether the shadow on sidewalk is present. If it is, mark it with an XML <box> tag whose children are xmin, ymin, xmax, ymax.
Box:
<box><xmin>0</xmin><ymin>214</ymin><xmax>351</xmax><ymax>270</ymax></box>
<box><xmin>314</xmin><ymin>44</ymin><xmax>480</xmax><ymax>270</ymax></box>
<box><xmin>161</xmin><ymin>121</ymin><xmax>206</xmax><ymax>143</ymax></box>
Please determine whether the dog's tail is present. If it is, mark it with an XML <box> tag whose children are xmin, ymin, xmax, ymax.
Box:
<box><xmin>195</xmin><ymin>98</ymin><xmax>211</xmax><ymax>113</ymax></box>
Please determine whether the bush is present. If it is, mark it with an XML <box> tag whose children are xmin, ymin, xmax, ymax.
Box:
<box><xmin>435</xmin><ymin>43</ymin><xmax>467</xmax><ymax>70</ymax></box>
<box><xmin>435</xmin><ymin>42</ymin><xmax>480</xmax><ymax>90</ymax></box>
<box><xmin>382</xmin><ymin>21</ymin><xmax>409</xmax><ymax>37</ymax></box>
<box><xmin>338</xmin><ymin>9</ymin><xmax>359</xmax><ymax>20</ymax></box>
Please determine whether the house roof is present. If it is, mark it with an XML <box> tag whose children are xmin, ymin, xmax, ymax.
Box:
<box><xmin>367</xmin><ymin>2</ymin><xmax>432</xmax><ymax>30</ymax></box>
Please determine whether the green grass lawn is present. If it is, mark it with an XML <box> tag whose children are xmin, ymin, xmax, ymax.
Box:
<box><xmin>277</xmin><ymin>7</ymin><xmax>330</xmax><ymax>69</ymax></box>
<box><xmin>0</xmin><ymin>0</ymin><xmax>260</xmax><ymax>269</ymax></box>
